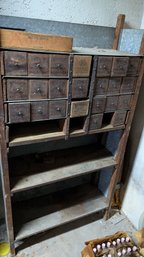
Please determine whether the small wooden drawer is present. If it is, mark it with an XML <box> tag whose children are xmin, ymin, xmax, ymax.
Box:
<box><xmin>49</xmin><ymin>100</ymin><xmax>67</xmax><ymax>119</ymax></box>
<box><xmin>105</xmin><ymin>96</ymin><xmax>119</xmax><ymax>112</ymax></box>
<box><xmin>107</xmin><ymin>78</ymin><xmax>121</xmax><ymax>94</ymax></box>
<box><xmin>111</xmin><ymin>57</ymin><xmax>129</xmax><ymax>76</ymax></box>
<box><xmin>28</xmin><ymin>53</ymin><xmax>49</xmax><ymax>76</ymax></box>
<box><xmin>120</xmin><ymin>77</ymin><xmax>136</xmax><ymax>93</ymax></box>
<box><xmin>29</xmin><ymin>80</ymin><xmax>48</xmax><ymax>99</ymax></box>
<box><xmin>49</xmin><ymin>54</ymin><xmax>69</xmax><ymax>77</ymax></box>
<box><xmin>89</xmin><ymin>114</ymin><xmax>103</xmax><ymax>130</ymax></box>
<box><xmin>111</xmin><ymin>110</ymin><xmax>127</xmax><ymax>126</ymax></box>
<box><xmin>97</xmin><ymin>57</ymin><xmax>112</xmax><ymax>77</ymax></box>
<box><xmin>117</xmin><ymin>95</ymin><xmax>132</xmax><ymax>110</ymax></box>
<box><xmin>127</xmin><ymin>57</ymin><xmax>141</xmax><ymax>76</ymax></box>
<box><xmin>72</xmin><ymin>78</ymin><xmax>89</xmax><ymax>99</ymax></box>
<box><xmin>94</xmin><ymin>78</ymin><xmax>109</xmax><ymax>95</ymax></box>
<box><xmin>49</xmin><ymin>79</ymin><xmax>68</xmax><ymax>99</ymax></box>
<box><xmin>4</xmin><ymin>51</ymin><xmax>27</xmax><ymax>76</ymax></box>
<box><xmin>6</xmin><ymin>79</ymin><xmax>28</xmax><ymax>100</ymax></box>
<box><xmin>73</xmin><ymin>55</ymin><xmax>92</xmax><ymax>77</ymax></box>
<box><xmin>92</xmin><ymin>97</ymin><xmax>106</xmax><ymax>114</ymax></box>
<box><xmin>70</xmin><ymin>100</ymin><xmax>89</xmax><ymax>118</ymax></box>
<box><xmin>8</xmin><ymin>103</ymin><xmax>30</xmax><ymax>123</ymax></box>
<box><xmin>31</xmin><ymin>101</ymin><xmax>48</xmax><ymax>121</ymax></box>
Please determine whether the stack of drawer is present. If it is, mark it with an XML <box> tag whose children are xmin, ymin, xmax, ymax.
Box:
<box><xmin>70</xmin><ymin>55</ymin><xmax>92</xmax><ymax>118</ymax></box>
<box><xmin>89</xmin><ymin>56</ymin><xmax>140</xmax><ymax>131</ymax></box>
<box><xmin>3</xmin><ymin>51</ymin><xmax>69</xmax><ymax>123</ymax></box>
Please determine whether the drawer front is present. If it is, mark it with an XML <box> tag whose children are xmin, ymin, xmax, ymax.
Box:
<box><xmin>29</xmin><ymin>80</ymin><xmax>48</xmax><ymax>99</ymax></box>
<box><xmin>70</xmin><ymin>100</ymin><xmax>89</xmax><ymax>118</ymax></box>
<box><xmin>4</xmin><ymin>51</ymin><xmax>27</xmax><ymax>76</ymax></box>
<box><xmin>120</xmin><ymin>77</ymin><xmax>136</xmax><ymax>93</ymax></box>
<box><xmin>107</xmin><ymin>78</ymin><xmax>121</xmax><ymax>94</ymax></box>
<box><xmin>111</xmin><ymin>110</ymin><xmax>127</xmax><ymax>126</ymax></box>
<box><xmin>118</xmin><ymin>95</ymin><xmax>132</xmax><ymax>110</ymax></box>
<box><xmin>7</xmin><ymin>79</ymin><xmax>28</xmax><ymax>100</ymax></box>
<box><xmin>111</xmin><ymin>57</ymin><xmax>129</xmax><ymax>76</ymax></box>
<box><xmin>31</xmin><ymin>101</ymin><xmax>48</xmax><ymax>121</ymax></box>
<box><xmin>89</xmin><ymin>114</ymin><xmax>103</xmax><ymax>130</ymax></box>
<box><xmin>92</xmin><ymin>97</ymin><xmax>106</xmax><ymax>114</ymax></box>
<box><xmin>105</xmin><ymin>96</ymin><xmax>118</xmax><ymax>112</ymax></box>
<box><xmin>49</xmin><ymin>100</ymin><xmax>67</xmax><ymax>119</ymax></box>
<box><xmin>49</xmin><ymin>54</ymin><xmax>69</xmax><ymax>76</ymax></box>
<box><xmin>28</xmin><ymin>53</ymin><xmax>49</xmax><ymax>76</ymax></box>
<box><xmin>127</xmin><ymin>57</ymin><xmax>141</xmax><ymax>76</ymax></box>
<box><xmin>49</xmin><ymin>79</ymin><xmax>68</xmax><ymax>99</ymax></box>
<box><xmin>73</xmin><ymin>56</ymin><xmax>92</xmax><ymax>77</ymax></box>
<box><xmin>8</xmin><ymin>103</ymin><xmax>30</xmax><ymax>123</ymax></box>
<box><xmin>97</xmin><ymin>57</ymin><xmax>112</xmax><ymax>77</ymax></box>
<box><xmin>72</xmin><ymin>78</ymin><xmax>89</xmax><ymax>99</ymax></box>
<box><xmin>94</xmin><ymin>78</ymin><xmax>109</xmax><ymax>95</ymax></box>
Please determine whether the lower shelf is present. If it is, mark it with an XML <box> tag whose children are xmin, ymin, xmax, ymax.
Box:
<box><xmin>13</xmin><ymin>184</ymin><xmax>108</xmax><ymax>241</ymax></box>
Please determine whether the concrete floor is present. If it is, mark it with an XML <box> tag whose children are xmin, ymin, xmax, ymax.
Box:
<box><xmin>0</xmin><ymin>211</ymin><xmax>136</xmax><ymax>257</ymax></box>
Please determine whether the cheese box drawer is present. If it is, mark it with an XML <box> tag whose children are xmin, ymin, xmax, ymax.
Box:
<box><xmin>120</xmin><ymin>77</ymin><xmax>136</xmax><ymax>93</ymax></box>
<box><xmin>70</xmin><ymin>100</ymin><xmax>89</xmax><ymax>118</ymax></box>
<box><xmin>49</xmin><ymin>54</ymin><xmax>69</xmax><ymax>77</ymax></box>
<box><xmin>111</xmin><ymin>110</ymin><xmax>127</xmax><ymax>126</ymax></box>
<box><xmin>97</xmin><ymin>57</ymin><xmax>112</xmax><ymax>77</ymax></box>
<box><xmin>127</xmin><ymin>57</ymin><xmax>141</xmax><ymax>76</ymax></box>
<box><xmin>4</xmin><ymin>51</ymin><xmax>27</xmax><ymax>76</ymax></box>
<box><xmin>107</xmin><ymin>78</ymin><xmax>121</xmax><ymax>94</ymax></box>
<box><xmin>8</xmin><ymin>103</ymin><xmax>30</xmax><ymax>123</ymax></box>
<box><xmin>111</xmin><ymin>57</ymin><xmax>129</xmax><ymax>76</ymax></box>
<box><xmin>49</xmin><ymin>100</ymin><xmax>67</xmax><ymax>119</ymax></box>
<box><xmin>72</xmin><ymin>78</ymin><xmax>89</xmax><ymax>99</ymax></box>
<box><xmin>118</xmin><ymin>95</ymin><xmax>132</xmax><ymax>110</ymax></box>
<box><xmin>92</xmin><ymin>97</ymin><xmax>106</xmax><ymax>114</ymax></box>
<box><xmin>6</xmin><ymin>79</ymin><xmax>28</xmax><ymax>100</ymax></box>
<box><xmin>94</xmin><ymin>78</ymin><xmax>109</xmax><ymax>95</ymax></box>
<box><xmin>28</xmin><ymin>53</ymin><xmax>49</xmax><ymax>76</ymax></box>
<box><xmin>89</xmin><ymin>114</ymin><xmax>103</xmax><ymax>130</ymax></box>
<box><xmin>73</xmin><ymin>55</ymin><xmax>92</xmax><ymax>77</ymax></box>
<box><xmin>49</xmin><ymin>79</ymin><xmax>68</xmax><ymax>99</ymax></box>
<box><xmin>105</xmin><ymin>96</ymin><xmax>119</xmax><ymax>112</ymax></box>
<box><xmin>31</xmin><ymin>101</ymin><xmax>49</xmax><ymax>121</ymax></box>
<box><xmin>29</xmin><ymin>79</ymin><xmax>48</xmax><ymax>99</ymax></box>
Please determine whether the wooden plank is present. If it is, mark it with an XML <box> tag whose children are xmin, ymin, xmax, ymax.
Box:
<box><xmin>70</xmin><ymin>100</ymin><xmax>89</xmax><ymax>118</ymax></box>
<box><xmin>13</xmin><ymin>184</ymin><xmax>108</xmax><ymax>241</ymax></box>
<box><xmin>112</xmin><ymin>14</ymin><xmax>125</xmax><ymax>50</ymax></box>
<box><xmin>10</xmin><ymin>148</ymin><xmax>116</xmax><ymax>193</ymax></box>
<box><xmin>0</xmin><ymin>29</ymin><xmax>73</xmax><ymax>52</ymax></box>
<box><xmin>139</xmin><ymin>33</ymin><xmax>144</xmax><ymax>55</ymax></box>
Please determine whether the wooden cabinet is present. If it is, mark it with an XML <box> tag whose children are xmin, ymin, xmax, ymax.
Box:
<box><xmin>0</xmin><ymin>47</ymin><xmax>143</xmax><ymax>256</ymax></box>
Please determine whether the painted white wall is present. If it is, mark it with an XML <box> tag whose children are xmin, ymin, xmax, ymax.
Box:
<box><xmin>0</xmin><ymin>0</ymin><xmax>144</xmax><ymax>29</ymax></box>
<box><xmin>122</xmin><ymin>129</ymin><xmax>144</xmax><ymax>229</ymax></box>
<box><xmin>141</xmin><ymin>5</ymin><xmax>144</xmax><ymax>29</ymax></box>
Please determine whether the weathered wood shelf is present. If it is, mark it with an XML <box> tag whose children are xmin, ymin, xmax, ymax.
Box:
<box><xmin>13</xmin><ymin>183</ymin><xmax>108</xmax><ymax>241</ymax></box>
<box><xmin>10</xmin><ymin>146</ymin><xmax>116</xmax><ymax>193</ymax></box>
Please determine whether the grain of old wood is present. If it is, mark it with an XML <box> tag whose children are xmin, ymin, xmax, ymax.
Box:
<box><xmin>0</xmin><ymin>29</ymin><xmax>73</xmax><ymax>52</ymax></box>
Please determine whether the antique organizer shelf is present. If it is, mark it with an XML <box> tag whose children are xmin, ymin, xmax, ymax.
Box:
<box><xmin>0</xmin><ymin>47</ymin><xmax>143</xmax><ymax>256</ymax></box>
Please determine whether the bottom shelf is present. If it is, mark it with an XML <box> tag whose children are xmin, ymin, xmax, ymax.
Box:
<box><xmin>13</xmin><ymin>184</ymin><xmax>108</xmax><ymax>241</ymax></box>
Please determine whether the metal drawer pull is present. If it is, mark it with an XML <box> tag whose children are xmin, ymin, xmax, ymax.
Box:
<box><xmin>96</xmin><ymin>103</ymin><xmax>100</xmax><ymax>107</ymax></box>
<box><xmin>36</xmin><ymin>63</ymin><xmax>40</xmax><ymax>68</ymax></box>
<box><xmin>111</xmin><ymin>102</ymin><xmax>114</xmax><ymax>105</ymax></box>
<box><xmin>36</xmin><ymin>88</ymin><xmax>41</xmax><ymax>93</ymax></box>
<box><xmin>103</xmin><ymin>65</ymin><xmax>106</xmax><ymax>69</ymax></box>
<box><xmin>79</xmin><ymin>86</ymin><xmax>82</xmax><ymax>90</ymax></box>
<box><xmin>37</xmin><ymin>109</ymin><xmax>43</xmax><ymax>114</ymax></box>
<box><xmin>99</xmin><ymin>84</ymin><xmax>103</xmax><ymax>88</ymax></box>
<box><xmin>56</xmin><ymin>107</ymin><xmax>61</xmax><ymax>111</ymax></box>
<box><xmin>57</xmin><ymin>64</ymin><xmax>62</xmax><ymax>68</ymax></box>
<box><xmin>57</xmin><ymin>87</ymin><xmax>60</xmax><ymax>91</ymax></box>
<box><xmin>16</xmin><ymin>88</ymin><xmax>21</xmax><ymax>92</ymax></box>
<box><xmin>17</xmin><ymin>111</ymin><xmax>23</xmax><ymax>116</ymax></box>
<box><xmin>119</xmin><ymin>65</ymin><xmax>123</xmax><ymax>70</ymax></box>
